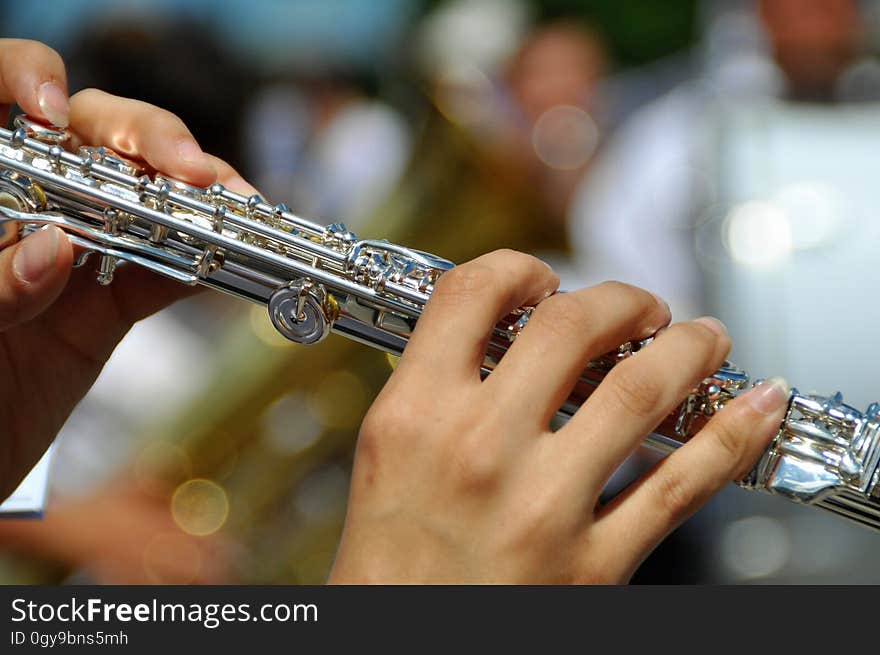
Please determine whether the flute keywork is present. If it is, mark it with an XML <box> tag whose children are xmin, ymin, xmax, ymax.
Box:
<box><xmin>1</xmin><ymin>115</ymin><xmax>878</xmax><ymax>531</ymax></box>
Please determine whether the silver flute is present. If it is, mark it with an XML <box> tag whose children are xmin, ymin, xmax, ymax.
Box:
<box><xmin>1</xmin><ymin>116</ymin><xmax>879</xmax><ymax>531</ymax></box>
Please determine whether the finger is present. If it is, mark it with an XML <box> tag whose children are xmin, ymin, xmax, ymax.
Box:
<box><xmin>0</xmin><ymin>226</ymin><xmax>73</xmax><ymax>331</ymax></box>
<box><xmin>203</xmin><ymin>154</ymin><xmax>259</xmax><ymax>196</ymax></box>
<box><xmin>48</xmin><ymin>153</ymin><xmax>253</xmax><ymax>332</ymax></box>
<box><xmin>398</xmin><ymin>250</ymin><xmax>559</xmax><ymax>384</ymax></box>
<box><xmin>487</xmin><ymin>281</ymin><xmax>670</xmax><ymax>426</ymax></box>
<box><xmin>107</xmin><ymin>263</ymin><xmax>201</xmax><ymax>326</ymax></box>
<box><xmin>0</xmin><ymin>39</ymin><xmax>69</xmax><ymax>126</ymax></box>
<box><xmin>557</xmin><ymin>317</ymin><xmax>730</xmax><ymax>486</ymax></box>
<box><xmin>592</xmin><ymin>377</ymin><xmax>790</xmax><ymax>579</ymax></box>
<box><xmin>32</xmin><ymin>260</ymin><xmax>201</xmax><ymax>369</ymax></box>
<box><xmin>67</xmin><ymin>88</ymin><xmax>216</xmax><ymax>187</ymax></box>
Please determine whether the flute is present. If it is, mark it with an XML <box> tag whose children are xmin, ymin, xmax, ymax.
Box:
<box><xmin>1</xmin><ymin>116</ymin><xmax>878</xmax><ymax>531</ymax></box>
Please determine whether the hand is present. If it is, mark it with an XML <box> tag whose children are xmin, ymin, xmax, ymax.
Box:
<box><xmin>0</xmin><ymin>39</ymin><xmax>256</xmax><ymax>500</ymax></box>
<box><xmin>329</xmin><ymin>249</ymin><xmax>789</xmax><ymax>584</ymax></box>
<box><xmin>0</xmin><ymin>478</ymin><xmax>235</xmax><ymax>584</ymax></box>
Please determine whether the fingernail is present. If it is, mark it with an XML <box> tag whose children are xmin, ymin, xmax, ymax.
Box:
<box><xmin>694</xmin><ymin>315</ymin><xmax>727</xmax><ymax>337</ymax></box>
<box><xmin>746</xmin><ymin>376</ymin><xmax>790</xmax><ymax>415</ymax></box>
<box><xmin>13</xmin><ymin>226</ymin><xmax>60</xmax><ymax>283</ymax></box>
<box><xmin>37</xmin><ymin>81</ymin><xmax>69</xmax><ymax>128</ymax></box>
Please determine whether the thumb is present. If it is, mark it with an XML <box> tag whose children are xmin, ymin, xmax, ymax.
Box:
<box><xmin>0</xmin><ymin>226</ymin><xmax>73</xmax><ymax>331</ymax></box>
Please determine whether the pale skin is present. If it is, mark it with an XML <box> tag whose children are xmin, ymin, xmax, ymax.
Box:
<box><xmin>1</xmin><ymin>40</ymin><xmax>790</xmax><ymax>584</ymax></box>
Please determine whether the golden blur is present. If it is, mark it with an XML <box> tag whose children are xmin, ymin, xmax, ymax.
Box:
<box><xmin>171</xmin><ymin>479</ymin><xmax>230</xmax><ymax>537</ymax></box>
<box><xmin>134</xmin><ymin>441</ymin><xmax>193</xmax><ymax>498</ymax></box>
<box><xmin>250</xmin><ymin>304</ymin><xmax>296</xmax><ymax>349</ymax></box>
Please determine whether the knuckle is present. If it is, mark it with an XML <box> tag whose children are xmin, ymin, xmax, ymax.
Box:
<box><xmin>432</xmin><ymin>263</ymin><xmax>495</xmax><ymax>305</ymax></box>
<box><xmin>14</xmin><ymin>40</ymin><xmax>64</xmax><ymax>72</ymax></box>
<box><xmin>356</xmin><ymin>392</ymin><xmax>425</xmax><ymax>484</ymax></box>
<box><xmin>595</xmin><ymin>280</ymin><xmax>657</xmax><ymax>309</ymax></box>
<box><xmin>607</xmin><ymin>363</ymin><xmax>664</xmax><ymax>418</ymax></box>
<box><xmin>498</xmin><ymin>491</ymin><xmax>563</xmax><ymax>553</ymax></box>
<box><xmin>595</xmin><ymin>280</ymin><xmax>661</xmax><ymax>317</ymax></box>
<box><xmin>675</xmin><ymin>321</ymin><xmax>720</xmax><ymax>355</ymax></box>
<box><xmin>516</xmin><ymin>497</ymin><xmax>556</xmax><ymax>538</ymax></box>
<box><xmin>354</xmin><ymin>413</ymin><xmax>389</xmax><ymax>485</ymax></box>
<box><xmin>148</xmin><ymin>105</ymin><xmax>189</xmax><ymax>134</ymax></box>
<box><xmin>360</xmin><ymin>398</ymin><xmax>412</xmax><ymax>442</ymax></box>
<box><xmin>488</xmin><ymin>248</ymin><xmax>546</xmax><ymax>275</ymax></box>
<box><xmin>530</xmin><ymin>292</ymin><xmax>592</xmax><ymax>338</ymax></box>
<box><xmin>653</xmin><ymin>470</ymin><xmax>698</xmax><ymax>524</ymax></box>
<box><xmin>449</xmin><ymin>429</ymin><xmax>504</xmax><ymax>493</ymax></box>
<box><xmin>139</xmin><ymin>106</ymin><xmax>190</xmax><ymax>144</ymax></box>
<box><xmin>43</xmin><ymin>47</ymin><xmax>65</xmax><ymax>74</ymax></box>
<box><xmin>488</xmin><ymin>247</ymin><xmax>521</xmax><ymax>261</ymax></box>
<box><xmin>594</xmin><ymin>279</ymin><xmax>642</xmax><ymax>298</ymax></box>
<box><xmin>69</xmin><ymin>87</ymin><xmax>105</xmax><ymax>105</ymax></box>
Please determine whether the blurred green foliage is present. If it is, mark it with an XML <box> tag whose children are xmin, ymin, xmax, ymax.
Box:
<box><xmin>425</xmin><ymin>0</ymin><xmax>699</xmax><ymax>68</ymax></box>
<box><xmin>538</xmin><ymin>0</ymin><xmax>699</xmax><ymax>67</ymax></box>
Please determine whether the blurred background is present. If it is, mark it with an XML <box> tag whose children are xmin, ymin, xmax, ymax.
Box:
<box><xmin>1</xmin><ymin>0</ymin><xmax>880</xmax><ymax>584</ymax></box>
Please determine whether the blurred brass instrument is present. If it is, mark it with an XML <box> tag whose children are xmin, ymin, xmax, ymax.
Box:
<box><xmin>0</xmin><ymin>115</ymin><xmax>878</xmax><ymax>551</ymax></box>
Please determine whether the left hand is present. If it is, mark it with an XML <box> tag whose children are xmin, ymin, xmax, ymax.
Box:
<box><xmin>0</xmin><ymin>41</ymin><xmax>257</xmax><ymax>501</ymax></box>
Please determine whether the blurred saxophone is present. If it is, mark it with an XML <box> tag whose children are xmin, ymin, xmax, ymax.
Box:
<box><xmin>0</xmin><ymin>114</ymin><xmax>878</xmax><ymax>560</ymax></box>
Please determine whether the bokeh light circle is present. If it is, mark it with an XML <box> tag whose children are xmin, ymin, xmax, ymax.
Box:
<box><xmin>171</xmin><ymin>478</ymin><xmax>230</xmax><ymax>537</ymax></box>
<box><xmin>531</xmin><ymin>104</ymin><xmax>599</xmax><ymax>170</ymax></box>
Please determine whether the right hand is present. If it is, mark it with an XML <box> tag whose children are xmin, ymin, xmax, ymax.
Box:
<box><xmin>330</xmin><ymin>249</ymin><xmax>789</xmax><ymax>584</ymax></box>
<box><xmin>0</xmin><ymin>39</ymin><xmax>257</xmax><ymax>501</ymax></box>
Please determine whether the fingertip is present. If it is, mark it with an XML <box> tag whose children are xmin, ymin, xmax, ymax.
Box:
<box><xmin>0</xmin><ymin>40</ymin><xmax>69</xmax><ymax>126</ymax></box>
<box><xmin>693</xmin><ymin>316</ymin><xmax>727</xmax><ymax>338</ymax></box>
<box><xmin>223</xmin><ymin>174</ymin><xmax>259</xmax><ymax>196</ymax></box>
<box><xmin>12</xmin><ymin>226</ymin><xmax>69</xmax><ymax>285</ymax></box>
<box><xmin>638</xmin><ymin>293</ymin><xmax>671</xmax><ymax>340</ymax></box>
<box><xmin>0</xmin><ymin>226</ymin><xmax>71</xmax><ymax>329</ymax></box>
<box><xmin>204</xmin><ymin>154</ymin><xmax>258</xmax><ymax>195</ymax></box>
<box><xmin>522</xmin><ymin>259</ymin><xmax>560</xmax><ymax>306</ymax></box>
<box><xmin>743</xmin><ymin>377</ymin><xmax>790</xmax><ymax>416</ymax></box>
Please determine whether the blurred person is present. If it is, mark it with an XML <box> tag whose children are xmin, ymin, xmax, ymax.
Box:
<box><xmin>0</xmin><ymin>37</ymin><xmax>792</xmax><ymax>584</ymax></box>
<box><xmin>391</xmin><ymin>11</ymin><xmax>614</xmax><ymax>322</ymax></box>
<box><xmin>761</xmin><ymin>0</ymin><xmax>861</xmax><ymax>101</ymax></box>
<box><xmin>567</xmin><ymin>0</ymin><xmax>880</xmax><ymax>582</ymax></box>
<box><xmin>243</xmin><ymin>75</ymin><xmax>411</xmax><ymax>231</ymax></box>
<box><xmin>571</xmin><ymin>0</ymin><xmax>874</xmax><ymax>321</ymax></box>
<box><xmin>502</xmin><ymin>20</ymin><xmax>608</xmax><ymax>226</ymax></box>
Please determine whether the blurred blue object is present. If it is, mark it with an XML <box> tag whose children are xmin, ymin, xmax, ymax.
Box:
<box><xmin>2</xmin><ymin>0</ymin><xmax>418</xmax><ymax>70</ymax></box>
